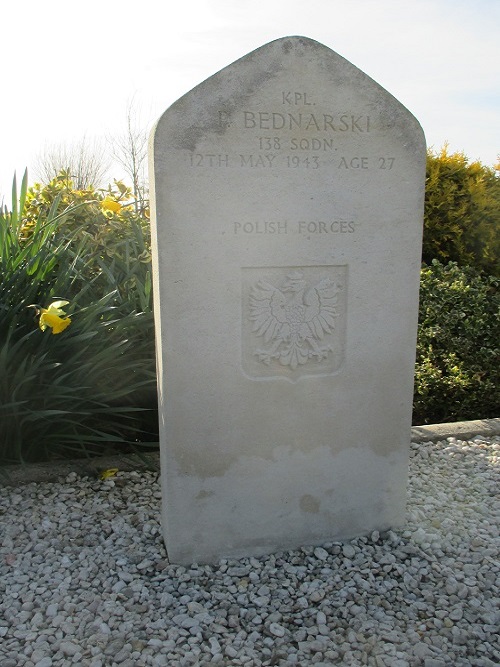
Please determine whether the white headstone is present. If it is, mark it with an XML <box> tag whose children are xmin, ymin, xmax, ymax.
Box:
<box><xmin>149</xmin><ymin>36</ymin><xmax>426</xmax><ymax>564</ymax></box>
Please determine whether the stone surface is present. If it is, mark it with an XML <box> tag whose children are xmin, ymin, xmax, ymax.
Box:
<box><xmin>149</xmin><ymin>35</ymin><xmax>426</xmax><ymax>564</ymax></box>
<box><xmin>1</xmin><ymin>436</ymin><xmax>499</xmax><ymax>665</ymax></box>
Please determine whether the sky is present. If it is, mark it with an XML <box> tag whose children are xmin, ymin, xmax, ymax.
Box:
<box><xmin>1</xmin><ymin>0</ymin><xmax>498</xmax><ymax>201</ymax></box>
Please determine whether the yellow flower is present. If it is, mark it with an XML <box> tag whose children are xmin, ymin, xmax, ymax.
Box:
<box><xmin>38</xmin><ymin>300</ymin><xmax>72</xmax><ymax>334</ymax></box>
<box><xmin>40</xmin><ymin>311</ymin><xmax>72</xmax><ymax>334</ymax></box>
<box><xmin>101</xmin><ymin>197</ymin><xmax>122</xmax><ymax>214</ymax></box>
<box><xmin>100</xmin><ymin>468</ymin><xmax>119</xmax><ymax>480</ymax></box>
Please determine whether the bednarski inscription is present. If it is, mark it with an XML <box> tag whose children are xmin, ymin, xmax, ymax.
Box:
<box><xmin>149</xmin><ymin>36</ymin><xmax>426</xmax><ymax>565</ymax></box>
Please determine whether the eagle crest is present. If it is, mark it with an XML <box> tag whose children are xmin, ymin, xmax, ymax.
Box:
<box><xmin>248</xmin><ymin>270</ymin><xmax>340</xmax><ymax>370</ymax></box>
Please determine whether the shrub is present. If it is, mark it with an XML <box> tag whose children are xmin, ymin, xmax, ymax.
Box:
<box><xmin>21</xmin><ymin>172</ymin><xmax>153</xmax><ymax>313</ymax></box>
<box><xmin>0</xmin><ymin>171</ymin><xmax>157</xmax><ymax>466</ymax></box>
<box><xmin>413</xmin><ymin>260</ymin><xmax>499</xmax><ymax>425</ymax></box>
<box><xmin>423</xmin><ymin>147</ymin><xmax>500</xmax><ymax>276</ymax></box>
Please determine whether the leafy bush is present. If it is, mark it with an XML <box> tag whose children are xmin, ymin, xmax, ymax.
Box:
<box><xmin>21</xmin><ymin>172</ymin><xmax>153</xmax><ymax>313</ymax></box>
<box><xmin>0</xmin><ymin>171</ymin><xmax>157</xmax><ymax>466</ymax></box>
<box><xmin>413</xmin><ymin>260</ymin><xmax>499</xmax><ymax>425</ymax></box>
<box><xmin>423</xmin><ymin>147</ymin><xmax>500</xmax><ymax>276</ymax></box>
<box><xmin>1</xmin><ymin>164</ymin><xmax>498</xmax><ymax>465</ymax></box>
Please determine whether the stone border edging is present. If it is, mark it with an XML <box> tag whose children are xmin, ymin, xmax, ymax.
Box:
<box><xmin>0</xmin><ymin>452</ymin><xmax>161</xmax><ymax>487</ymax></box>
<box><xmin>1</xmin><ymin>418</ymin><xmax>499</xmax><ymax>487</ymax></box>
<box><xmin>410</xmin><ymin>417</ymin><xmax>500</xmax><ymax>443</ymax></box>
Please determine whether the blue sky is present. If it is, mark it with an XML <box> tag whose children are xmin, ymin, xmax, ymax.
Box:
<box><xmin>1</xmin><ymin>0</ymin><xmax>498</xmax><ymax>200</ymax></box>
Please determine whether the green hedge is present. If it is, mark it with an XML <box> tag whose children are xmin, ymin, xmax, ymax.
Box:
<box><xmin>413</xmin><ymin>260</ymin><xmax>499</xmax><ymax>425</ymax></box>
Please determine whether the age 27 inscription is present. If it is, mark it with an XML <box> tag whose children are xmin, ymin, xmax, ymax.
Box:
<box><xmin>190</xmin><ymin>153</ymin><xmax>395</xmax><ymax>170</ymax></box>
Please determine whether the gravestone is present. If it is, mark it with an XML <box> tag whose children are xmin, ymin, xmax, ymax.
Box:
<box><xmin>149</xmin><ymin>36</ymin><xmax>426</xmax><ymax>565</ymax></box>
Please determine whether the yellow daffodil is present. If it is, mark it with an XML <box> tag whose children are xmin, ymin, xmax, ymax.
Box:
<box><xmin>100</xmin><ymin>468</ymin><xmax>119</xmax><ymax>480</ymax></box>
<box><xmin>29</xmin><ymin>300</ymin><xmax>72</xmax><ymax>334</ymax></box>
<box><xmin>101</xmin><ymin>197</ymin><xmax>122</xmax><ymax>214</ymax></box>
<box><xmin>40</xmin><ymin>311</ymin><xmax>72</xmax><ymax>334</ymax></box>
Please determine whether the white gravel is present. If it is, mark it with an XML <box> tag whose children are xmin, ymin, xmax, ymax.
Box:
<box><xmin>1</xmin><ymin>434</ymin><xmax>498</xmax><ymax>667</ymax></box>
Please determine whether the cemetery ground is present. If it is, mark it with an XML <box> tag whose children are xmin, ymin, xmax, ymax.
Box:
<box><xmin>0</xmin><ymin>419</ymin><xmax>499</xmax><ymax>667</ymax></box>
<box><xmin>1</xmin><ymin>34</ymin><xmax>498</xmax><ymax>667</ymax></box>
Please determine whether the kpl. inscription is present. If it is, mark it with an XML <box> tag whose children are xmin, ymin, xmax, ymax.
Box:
<box><xmin>281</xmin><ymin>91</ymin><xmax>314</xmax><ymax>105</ymax></box>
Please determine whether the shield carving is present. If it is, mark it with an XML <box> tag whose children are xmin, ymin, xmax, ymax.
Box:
<box><xmin>242</xmin><ymin>265</ymin><xmax>347</xmax><ymax>381</ymax></box>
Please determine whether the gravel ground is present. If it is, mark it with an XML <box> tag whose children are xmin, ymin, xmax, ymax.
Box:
<box><xmin>0</xmin><ymin>434</ymin><xmax>498</xmax><ymax>667</ymax></box>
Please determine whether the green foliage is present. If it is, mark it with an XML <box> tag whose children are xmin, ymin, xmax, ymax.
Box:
<box><xmin>423</xmin><ymin>147</ymin><xmax>500</xmax><ymax>276</ymax></box>
<box><xmin>22</xmin><ymin>172</ymin><xmax>153</xmax><ymax>313</ymax></box>
<box><xmin>413</xmin><ymin>260</ymin><xmax>499</xmax><ymax>425</ymax></box>
<box><xmin>0</xmin><ymin>171</ymin><xmax>157</xmax><ymax>466</ymax></box>
<box><xmin>2</xmin><ymin>157</ymin><xmax>499</xmax><ymax>465</ymax></box>
<box><xmin>415</xmin><ymin>149</ymin><xmax>499</xmax><ymax>421</ymax></box>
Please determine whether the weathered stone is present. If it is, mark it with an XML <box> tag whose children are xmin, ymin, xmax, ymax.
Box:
<box><xmin>150</xmin><ymin>35</ymin><xmax>425</xmax><ymax>564</ymax></box>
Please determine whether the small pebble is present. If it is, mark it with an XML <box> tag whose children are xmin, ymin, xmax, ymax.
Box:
<box><xmin>342</xmin><ymin>544</ymin><xmax>356</xmax><ymax>558</ymax></box>
<box><xmin>34</xmin><ymin>659</ymin><xmax>53</xmax><ymax>667</ymax></box>
<box><xmin>269</xmin><ymin>622</ymin><xmax>286</xmax><ymax>637</ymax></box>
<box><xmin>314</xmin><ymin>547</ymin><xmax>329</xmax><ymax>561</ymax></box>
<box><xmin>0</xmin><ymin>433</ymin><xmax>498</xmax><ymax>666</ymax></box>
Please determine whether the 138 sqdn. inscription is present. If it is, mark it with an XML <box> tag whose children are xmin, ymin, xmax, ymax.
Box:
<box><xmin>150</xmin><ymin>36</ymin><xmax>426</xmax><ymax>564</ymax></box>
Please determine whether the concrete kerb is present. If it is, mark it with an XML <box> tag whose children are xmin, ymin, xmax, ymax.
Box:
<box><xmin>410</xmin><ymin>417</ymin><xmax>500</xmax><ymax>443</ymax></box>
<box><xmin>1</xmin><ymin>418</ymin><xmax>499</xmax><ymax>487</ymax></box>
<box><xmin>0</xmin><ymin>451</ymin><xmax>161</xmax><ymax>488</ymax></box>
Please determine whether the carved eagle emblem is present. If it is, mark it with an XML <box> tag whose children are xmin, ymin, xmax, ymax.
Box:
<box><xmin>248</xmin><ymin>271</ymin><xmax>340</xmax><ymax>370</ymax></box>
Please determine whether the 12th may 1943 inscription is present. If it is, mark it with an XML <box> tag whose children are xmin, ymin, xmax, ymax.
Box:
<box><xmin>186</xmin><ymin>91</ymin><xmax>397</xmax><ymax>172</ymax></box>
<box><xmin>189</xmin><ymin>152</ymin><xmax>396</xmax><ymax>170</ymax></box>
